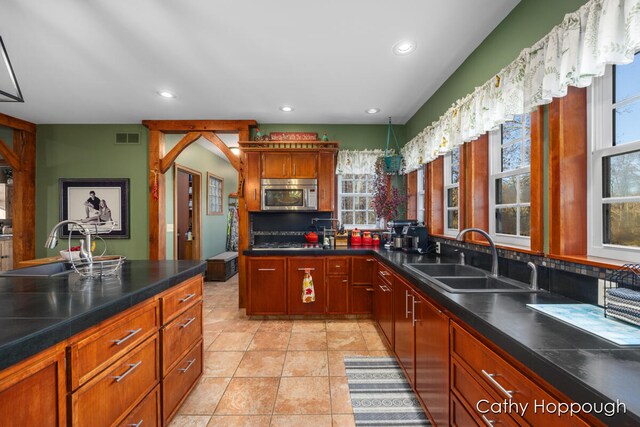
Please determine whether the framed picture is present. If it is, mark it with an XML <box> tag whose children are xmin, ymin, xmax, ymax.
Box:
<box><xmin>207</xmin><ymin>172</ymin><xmax>223</xmax><ymax>215</ymax></box>
<box><xmin>59</xmin><ymin>178</ymin><xmax>130</xmax><ymax>238</ymax></box>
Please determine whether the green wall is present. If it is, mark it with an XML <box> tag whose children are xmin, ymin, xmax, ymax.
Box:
<box><xmin>253</xmin><ymin>124</ymin><xmax>404</xmax><ymax>152</ymax></box>
<box><xmin>36</xmin><ymin>124</ymin><xmax>149</xmax><ymax>259</ymax></box>
<box><xmin>405</xmin><ymin>0</ymin><xmax>589</xmax><ymax>140</ymax></box>
<box><xmin>164</xmin><ymin>137</ymin><xmax>238</xmax><ymax>259</ymax></box>
<box><xmin>0</xmin><ymin>126</ymin><xmax>13</xmax><ymax>148</ymax></box>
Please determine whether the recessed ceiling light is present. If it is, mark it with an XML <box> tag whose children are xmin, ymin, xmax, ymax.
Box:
<box><xmin>365</xmin><ymin>108</ymin><xmax>381</xmax><ymax>114</ymax></box>
<box><xmin>393</xmin><ymin>40</ymin><xmax>417</xmax><ymax>55</ymax></box>
<box><xmin>158</xmin><ymin>91</ymin><xmax>176</xmax><ymax>99</ymax></box>
<box><xmin>279</xmin><ymin>105</ymin><xmax>294</xmax><ymax>112</ymax></box>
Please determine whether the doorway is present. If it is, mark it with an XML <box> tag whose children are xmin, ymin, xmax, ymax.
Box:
<box><xmin>174</xmin><ymin>164</ymin><xmax>201</xmax><ymax>260</ymax></box>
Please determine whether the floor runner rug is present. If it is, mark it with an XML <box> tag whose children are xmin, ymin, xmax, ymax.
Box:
<box><xmin>344</xmin><ymin>357</ymin><xmax>430</xmax><ymax>426</ymax></box>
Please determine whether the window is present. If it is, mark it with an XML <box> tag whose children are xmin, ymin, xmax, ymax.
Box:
<box><xmin>444</xmin><ymin>148</ymin><xmax>460</xmax><ymax>236</ymax></box>
<box><xmin>588</xmin><ymin>54</ymin><xmax>640</xmax><ymax>262</ymax></box>
<box><xmin>207</xmin><ymin>173</ymin><xmax>223</xmax><ymax>215</ymax></box>
<box><xmin>417</xmin><ymin>166</ymin><xmax>425</xmax><ymax>223</ymax></box>
<box><xmin>338</xmin><ymin>174</ymin><xmax>377</xmax><ymax>228</ymax></box>
<box><xmin>489</xmin><ymin>114</ymin><xmax>531</xmax><ymax>247</ymax></box>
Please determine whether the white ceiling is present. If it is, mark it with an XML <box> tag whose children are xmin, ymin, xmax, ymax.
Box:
<box><xmin>0</xmin><ymin>0</ymin><xmax>519</xmax><ymax>125</ymax></box>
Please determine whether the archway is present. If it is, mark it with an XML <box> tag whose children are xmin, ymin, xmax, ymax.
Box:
<box><xmin>144</xmin><ymin>120</ymin><xmax>256</xmax><ymax>308</ymax></box>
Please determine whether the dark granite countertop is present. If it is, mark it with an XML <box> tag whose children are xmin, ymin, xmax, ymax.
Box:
<box><xmin>245</xmin><ymin>247</ymin><xmax>640</xmax><ymax>425</ymax></box>
<box><xmin>0</xmin><ymin>260</ymin><xmax>206</xmax><ymax>371</ymax></box>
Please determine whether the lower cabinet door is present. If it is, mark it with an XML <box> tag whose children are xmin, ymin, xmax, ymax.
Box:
<box><xmin>350</xmin><ymin>285</ymin><xmax>374</xmax><ymax>314</ymax></box>
<box><xmin>71</xmin><ymin>334</ymin><xmax>160</xmax><ymax>427</ymax></box>
<box><xmin>287</xmin><ymin>258</ymin><xmax>326</xmax><ymax>314</ymax></box>
<box><xmin>118</xmin><ymin>385</ymin><xmax>160</xmax><ymax>427</ymax></box>
<box><xmin>162</xmin><ymin>340</ymin><xmax>203</xmax><ymax>425</ymax></box>
<box><xmin>247</xmin><ymin>257</ymin><xmax>286</xmax><ymax>315</ymax></box>
<box><xmin>393</xmin><ymin>278</ymin><xmax>415</xmax><ymax>384</ymax></box>
<box><xmin>326</xmin><ymin>275</ymin><xmax>349</xmax><ymax>314</ymax></box>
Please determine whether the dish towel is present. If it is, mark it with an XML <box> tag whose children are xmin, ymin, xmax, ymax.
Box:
<box><xmin>302</xmin><ymin>268</ymin><xmax>315</xmax><ymax>303</ymax></box>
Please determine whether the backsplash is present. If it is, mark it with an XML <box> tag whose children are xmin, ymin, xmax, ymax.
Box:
<box><xmin>432</xmin><ymin>237</ymin><xmax>606</xmax><ymax>305</ymax></box>
<box><xmin>250</xmin><ymin>212</ymin><xmax>332</xmax><ymax>245</ymax></box>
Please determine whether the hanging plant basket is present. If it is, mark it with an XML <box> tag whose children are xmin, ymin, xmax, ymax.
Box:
<box><xmin>384</xmin><ymin>155</ymin><xmax>403</xmax><ymax>174</ymax></box>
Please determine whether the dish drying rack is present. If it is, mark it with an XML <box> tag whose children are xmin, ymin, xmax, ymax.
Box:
<box><xmin>66</xmin><ymin>221</ymin><xmax>126</xmax><ymax>278</ymax></box>
<box><xmin>603</xmin><ymin>264</ymin><xmax>640</xmax><ymax>326</ymax></box>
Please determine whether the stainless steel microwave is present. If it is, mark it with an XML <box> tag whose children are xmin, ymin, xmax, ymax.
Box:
<box><xmin>261</xmin><ymin>178</ymin><xmax>318</xmax><ymax>211</ymax></box>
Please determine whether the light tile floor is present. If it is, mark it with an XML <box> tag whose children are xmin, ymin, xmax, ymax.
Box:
<box><xmin>169</xmin><ymin>275</ymin><xmax>393</xmax><ymax>427</ymax></box>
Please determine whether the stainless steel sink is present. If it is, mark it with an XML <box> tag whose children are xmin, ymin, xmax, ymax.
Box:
<box><xmin>403</xmin><ymin>263</ymin><xmax>537</xmax><ymax>293</ymax></box>
<box><xmin>0</xmin><ymin>262</ymin><xmax>74</xmax><ymax>278</ymax></box>
<box><xmin>404</xmin><ymin>263</ymin><xmax>487</xmax><ymax>277</ymax></box>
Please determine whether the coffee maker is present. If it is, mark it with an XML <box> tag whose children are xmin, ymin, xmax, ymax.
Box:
<box><xmin>386</xmin><ymin>220</ymin><xmax>418</xmax><ymax>250</ymax></box>
<box><xmin>403</xmin><ymin>225</ymin><xmax>429</xmax><ymax>253</ymax></box>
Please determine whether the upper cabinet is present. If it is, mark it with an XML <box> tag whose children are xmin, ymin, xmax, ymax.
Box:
<box><xmin>261</xmin><ymin>152</ymin><xmax>317</xmax><ymax>179</ymax></box>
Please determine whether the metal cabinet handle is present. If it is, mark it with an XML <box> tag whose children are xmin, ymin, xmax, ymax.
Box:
<box><xmin>379</xmin><ymin>271</ymin><xmax>390</xmax><ymax>276</ymax></box>
<box><xmin>342</xmin><ymin>279</ymin><xmax>348</xmax><ymax>283</ymax></box>
<box><xmin>366</xmin><ymin>258</ymin><xmax>375</xmax><ymax>262</ymax></box>
<box><xmin>481</xmin><ymin>370</ymin><xmax>513</xmax><ymax>398</ymax></box>
<box><xmin>405</xmin><ymin>290</ymin><xmax>411</xmax><ymax>319</ymax></box>
<box><xmin>258</xmin><ymin>268</ymin><xmax>275</xmax><ymax>271</ymax></box>
<box><xmin>112</xmin><ymin>328</ymin><xmax>142</xmax><ymax>346</ymax></box>
<box><xmin>128</xmin><ymin>420</ymin><xmax>144</xmax><ymax>427</ymax></box>
<box><xmin>481</xmin><ymin>414</ymin><xmax>495</xmax><ymax>426</ymax></box>
<box><xmin>179</xmin><ymin>358</ymin><xmax>196</xmax><ymax>373</ymax></box>
<box><xmin>112</xmin><ymin>361</ymin><xmax>142</xmax><ymax>383</ymax></box>
<box><xmin>412</xmin><ymin>297</ymin><xmax>420</xmax><ymax>326</ymax></box>
<box><xmin>179</xmin><ymin>293</ymin><xmax>196</xmax><ymax>303</ymax></box>
<box><xmin>297</xmin><ymin>268</ymin><xmax>316</xmax><ymax>271</ymax></box>
<box><xmin>365</xmin><ymin>288</ymin><xmax>374</xmax><ymax>292</ymax></box>
<box><xmin>180</xmin><ymin>317</ymin><xmax>196</xmax><ymax>329</ymax></box>
<box><xmin>335</xmin><ymin>265</ymin><xmax>341</xmax><ymax>268</ymax></box>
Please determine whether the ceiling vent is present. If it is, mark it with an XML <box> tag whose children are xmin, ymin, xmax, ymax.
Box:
<box><xmin>115</xmin><ymin>132</ymin><xmax>140</xmax><ymax>145</ymax></box>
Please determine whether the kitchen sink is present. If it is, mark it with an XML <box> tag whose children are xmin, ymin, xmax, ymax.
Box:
<box><xmin>404</xmin><ymin>263</ymin><xmax>487</xmax><ymax>277</ymax></box>
<box><xmin>403</xmin><ymin>263</ymin><xmax>538</xmax><ymax>293</ymax></box>
<box><xmin>0</xmin><ymin>262</ymin><xmax>74</xmax><ymax>278</ymax></box>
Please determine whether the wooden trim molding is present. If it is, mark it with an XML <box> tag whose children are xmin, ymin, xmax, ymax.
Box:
<box><xmin>406</xmin><ymin>170</ymin><xmax>417</xmax><ymax>221</ymax></box>
<box><xmin>427</xmin><ymin>157</ymin><xmax>444</xmax><ymax>235</ymax></box>
<box><xmin>530</xmin><ymin>106</ymin><xmax>544</xmax><ymax>254</ymax></box>
<box><xmin>548</xmin><ymin>87</ymin><xmax>588</xmax><ymax>256</ymax></box>
<box><xmin>142</xmin><ymin>120</ymin><xmax>256</xmax><ymax>133</ymax></box>
<box><xmin>462</xmin><ymin>135</ymin><xmax>488</xmax><ymax>244</ymax></box>
<box><xmin>0</xmin><ymin>112</ymin><xmax>36</xmax><ymax>134</ymax></box>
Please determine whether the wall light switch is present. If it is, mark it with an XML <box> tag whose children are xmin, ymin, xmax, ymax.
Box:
<box><xmin>167</xmin><ymin>223</ymin><xmax>174</xmax><ymax>233</ymax></box>
<box><xmin>435</xmin><ymin>242</ymin><xmax>441</xmax><ymax>254</ymax></box>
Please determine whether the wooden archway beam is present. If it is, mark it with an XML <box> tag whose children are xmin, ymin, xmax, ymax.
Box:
<box><xmin>0</xmin><ymin>138</ymin><xmax>20</xmax><ymax>170</ymax></box>
<box><xmin>201</xmin><ymin>132</ymin><xmax>240</xmax><ymax>171</ymax></box>
<box><xmin>159</xmin><ymin>132</ymin><xmax>203</xmax><ymax>173</ymax></box>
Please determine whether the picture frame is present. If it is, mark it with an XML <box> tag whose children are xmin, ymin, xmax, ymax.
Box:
<box><xmin>206</xmin><ymin>172</ymin><xmax>223</xmax><ymax>215</ymax></box>
<box><xmin>59</xmin><ymin>178</ymin><xmax>130</xmax><ymax>238</ymax></box>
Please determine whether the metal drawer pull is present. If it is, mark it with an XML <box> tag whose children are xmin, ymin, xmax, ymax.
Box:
<box><xmin>112</xmin><ymin>361</ymin><xmax>142</xmax><ymax>383</ymax></box>
<box><xmin>179</xmin><ymin>358</ymin><xmax>196</xmax><ymax>373</ymax></box>
<box><xmin>379</xmin><ymin>271</ymin><xmax>390</xmax><ymax>276</ymax></box>
<box><xmin>342</xmin><ymin>279</ymin><xmax>348</xmax><ymax>283</ymax></box>
<box><xmin>297</xmin><ymin>268</ymin><xmax>315</xmax><ymax>271</ymax></box>
<box><xmin>335</xmin><ymin>265</ymin><xmax>341</xmax><ymax>268</ymax></box>
<box><xmin>481</xmin><ymin>370</ymin><xmax>513</xmax><ymax>398</ymax></box>
<box><xmin>112</xmin><ymin>328</ymin><xmax>142</xmax><ymax>345</ymax></box>
<box><xmin>405</xmin><ymin>290</ymin><xmax>411</xmax><ymax>319</ymax></box>
<box><xmin>258</xmin><ymin>268</ymin><xmax>275</xmax><ymax>271</ymax></box>
<box><xmin>366</xmin><ymin>288</ymin><xmax>374</xmax><ymax>292</ymax></box>
<box><xmin>481</xmin><ymin>414</ymin><xmax>495</xmax><ymax>426</ymax></box>
<box><xmin>366</xmin><ymin>258</ymin><xmax>375</xmax><ymax>262</ymax></box>
<box><xmin>128</xmin><ymin>420</ymin><xmax>144</xmax><ymax>427</ymax></box>
<box><xmin>412</xmin><ymin>297</ymin><xmax>420</xmax><ymax>326</ymax></box>
<box><xmin>179</xmin><ymin>293</ymin><xmax>196</xmax><ymax>303</ymax></box>
<box><xmin>180</xmin><ymin>317</ymin><xmax>196</xmax><ymax>329</ymax></box>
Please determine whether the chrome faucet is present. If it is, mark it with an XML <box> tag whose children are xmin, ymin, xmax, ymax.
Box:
<box><xmin>45</xmin><ymin>220</ymin><xmax>93</xmax><ymax>263</ymax></box>
<box><xmin>527</xmin><ymin>262</ymin><xmax>538</xmax><ymax>290</ymax></box>
<box><xmin>456</xmin><ymin>228</ymin><xmax>498</xmax><ymax>277</ymax></box>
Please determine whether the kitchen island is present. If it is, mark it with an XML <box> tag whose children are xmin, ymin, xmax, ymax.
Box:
<box><xmin>245</xmin><ymin>247</ymin><xmax>640</xmax><ymax>426</ymax></box>
<box><xmin>0</xmin><ymin>260</ymin><xmax>206</xmax><ymax>427</ymax></box>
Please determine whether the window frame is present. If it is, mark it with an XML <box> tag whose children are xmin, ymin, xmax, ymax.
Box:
<box><xmin>587</xmin><ymin>64</ymin><xmax>640</xmax><ymax>262</ymax></box>
<box><xmin>443</xmin><ymin>148</ymin><xmax>460</xmax><ymax>237</ymax></box>
<box><xmin>488</xmin><ymin>115</ymin><xmax>532</xmax><ymax>249</ymax></box>
<box><xmin>206</xmin><ymin>172</ymin><xmax>223</xmax><ymax>215</ymax></box>
<box><xmin>417</xmin><ymin>165</ymin><xmax>425</xmax><ymax>223</ymax></box>
<box><xmin>337</xmin><ymin>174</ymin><xmax>377</xmax><ymax>229</ymax></box>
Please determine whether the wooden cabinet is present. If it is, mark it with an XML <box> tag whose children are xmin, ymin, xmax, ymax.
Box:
<box><xmin>262</xmin><ymin>152</ymin><xmax>317</xmax><ymax>178</ymax></box>
<box><xmin>414</xmin><ymin>294</ymin><xmax>449</xmax><ymax>426</ymax></box>
<box><xmin>318</xmin><ymin>151</ymin><xmax>335</xmax><ymax>211</ymax></box>
<box><xmin>351</xmin><ymin>256</ymin><xmax>376</xmax><ymax>285</ymax></box>
<box><xmin>161</xmin><ymin>302</ymin><xmax>203</xmax><ymax>376</ymax></box>
<box><xmin>160</xmin><ymin>275</ymin><xmax>203</xmax><ymax>324</ymax></box>
<box><xmin>244</xmin><ymin>151</ymin><xmax>261</xmax><ymax>211</ymax></box>
<box><xmin>326</xmin><ymin>257</ymin><xmax>349</xmax><ymax>314</ymax></box>
<box><xmin>373</xmin><ymin>262</ymin><xmax>394</xmax><ymax>347</ymax></box>
<box><xmin>247</xmin><ymin>257</ymin><xmax>286</xmax><ymax>315</ymax></box>
<box><xmin>350</xmin><ymin>285</ymin><xmax>374</xmax><ymax>314</ymax></box>
<box><xmin>162</xmin><ymin>340</ymin><xmax>203</xmax><ymax>424</ymax></box>
<box><xmin>393</xmin><ymin>275</ymin><xmax>415</xmax><ymax>384</ymax></box>
<box><xmin>0</xmin><ymin>345</ymin><xmax>66</xmax><ymax>427</ymax></box>
<box><xmin>118</xmin><ymin>385</ymin><xmax>161</xmax><ymax>427</ymax></box>
<box><xmin>288</xmin><ymin>257</ymin><xmax>326</xmax><ymax>315</ymax></box>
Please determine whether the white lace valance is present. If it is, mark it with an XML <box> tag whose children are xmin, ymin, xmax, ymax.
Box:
<box><xmin>336</xmin><ymin>149</ymin><xmax>384</xmax><ymax>175</ymax></box>
<box><xmin>402</xmin><ymin>0</ymin><xmax>640</xmax><ymax>173</ymax></box>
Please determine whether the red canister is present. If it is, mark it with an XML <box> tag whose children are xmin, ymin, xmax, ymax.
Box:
<box><xmin>362</xmin><ymin>231</ymin><xmax>372</xmax><ymax>246</ymax></box>
<box><xmin>350</xmin><ymin>228</ymin><xmax>362</xmax><ymax>246</ymax></box>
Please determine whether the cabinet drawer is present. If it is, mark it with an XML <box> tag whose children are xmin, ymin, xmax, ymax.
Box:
<box><xmin>69</xmin><ymin>301</ymin><xmax>158</xmax><ymax>389</ymax></box>
<box><xmin>327</xmin><ymin>258</ymin><xmax>349</xmax><ymax>275</ymax></box>
<box><xmin>451</xmin><ymin>359</ymin><xmax>518</xmax><ymax>427</ymax></box>
<box><xmin>162</xmin><ymin>340</ymin><xmax>203</xmax><ymax>425</ymax></box>
<box><xmin>450</xmin><ymin>392</ymin><xmax>479</xmax><ymax>427</ymax></box>
<box><xmin>71</xmin><ymin>334</ymin><xmax>159</xmax><ymax>427</ymax></box>
<box><xmin>160</xmin><ymin>275</ymin><xmax>203</xmax><ymax>324</ymax></box>
<box><xmin>118</xmin><ymin>385</ymin><xmax>160</xmax><ymax>427</ymax></box>
<box><xmin>377</xmin><ymin>263</ymin><xmax>393</xmax><ymax>287</ymax></box>
<box><xmin>162</xmin><ymin>302</ymin><xmax>203</xmax><ymax>376</ymax></box>
<box><xmin>451</xmin><ymin>322</ymin><xmax>590</xmax><ymax>427</ymax></box>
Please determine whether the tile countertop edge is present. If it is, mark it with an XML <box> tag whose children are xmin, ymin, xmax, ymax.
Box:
<box><xmin>0</xmin><ymin>260</ymin><xmax>206</xmax><ymax>372</ymax></box>
<box><xmin>245</xmin><ymin>247</ymin><xmax>640</xmax><ymax>425</ymax></box>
